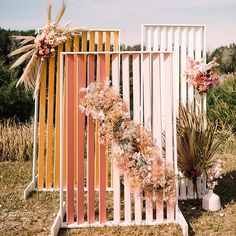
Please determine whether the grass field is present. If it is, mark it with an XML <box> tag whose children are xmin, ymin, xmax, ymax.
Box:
<box><xmin>0</xmin><ymin>142</ymin><xmax>235</xmax><ymax>235</ymax></box>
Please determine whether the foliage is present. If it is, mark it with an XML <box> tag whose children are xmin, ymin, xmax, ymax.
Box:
<box><xmin>0</xmin><ymin>59</ymin><xmax>34</xmax><ymax>121</ymax></box>
<box><xmin>207</xmin><ymin>74</ymin><xmax>236</xmax><ymax>132</ymax></box>
<box><xmin>0</xmin><ymin>120</ymin><xmax>34</xmax><ymax>161</ymax></box>
<box><xmin>208</xmin><ymin>43</ymin><xmax>236</xmax><ymax>74</ymax></box>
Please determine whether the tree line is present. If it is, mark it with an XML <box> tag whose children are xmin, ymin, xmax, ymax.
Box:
<box><xmin>0</xmin><ymin>28</ymin><xmax>235</xmax><ymax>129</ymax></box>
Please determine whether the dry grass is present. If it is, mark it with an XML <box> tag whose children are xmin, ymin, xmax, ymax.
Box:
<box><xmin>0</xmin><ymin>120</ymin><xmax>34</xmax><ymax>161</ymax></box>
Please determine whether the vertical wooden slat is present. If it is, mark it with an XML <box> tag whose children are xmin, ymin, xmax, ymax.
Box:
<box><xmin>152</xmin><ymin>53</ymin><xmax>164</xmax><ymax>222</ymax></box>
<box><xmin>188</xmin><ymin>27</ymin><xmax>194</xmax><ymax>105</ymax></box>
<box><xmin>122</xmin><ymin>54</ymin><xmax>132</xmax><ymax>223</ymax></box>
<box><xmin>95</xmin><ymin>31</ymin><xmax>104</xmax><ymax>189</ymax></box>
<box><xmin>38</xmin><ymin>62</ymin><xmax>47</xmax><ymax>189</ymax></box>
<box><xmin>63</xmin><ymin>40</ymin><xmax>71</xmax><ymax>189</ymax></box>
<box><xmin>87</xmin><ymin>54</ymin><xmax>95</xmax><ymax>224</ymax></box>
<box><xmin>54</xmin><ymin>43</ymin><xmax>63</xmax><ymax>189</ymax></box>
<box><xmin>46</xmin><ymin>56</ymin><xmax>55</xmax><ymax>189</ymax></box>
<box><xmin>77</xmin><ymin>54</ymin><xmax>85</xmax><ymax>224</ymax></box>
<box><xmin>167</xmin><ymin>27</ymin><xmax>173</xmax><ymax>51</ymax></box>
<box><xmin>164</xmin><ymin>53</ymin><xmax>175</xmax><ymax>220</ymax></box>
<box><xmin>180</xmin><ymin>27</ymin><xmax>187</xmax><ymax>106</ymax></box>
<box><xmin>73</xmin><ymin>35</ymin><xmax>79</xmax><ymax>186</ymax></box>
<box><xmin>160</xmin><ymin>27</ymin><xmax>166</xmax><ymax>51</ymax></box>
<box><xmin>114</xmin><ymin>31</ymin><xmax>119</xmax><ymax>51</ymax></box>
<box><xmin>153</xmin><ymin>27</ymin><xmax>160</xmax><ymax>51</ymax></box>
<box><xmin>143</xmin><ymin>53</ymin><xmax>153</xmax><ymax>222</ymax></box>
<box><xmin>67</xmin><ymin>55</ymin><xmax>75</xmax><ymax>224</ymax></box>
<box><xmin>99</xmin><ymin>54</ymin><xmax>106</xmax><ymax>224</ymax></box>
<box><xmin>105</xmin><ymin>32</ymin><xmax>111</xmax><ymax>188</ymax></box>
<box><xmin>173</xmin><ymin>27</ymin><xmax>180</xmax><ymax>114</ymax></box>
<box><xmin>147</xmin><ymin>27</ymin><xmax>152</xmax><ymax>51</ymax></box>
<box><xmin>89</xmin><ymin>31</ymin><xmax>95</xmax><ymax>51</ymax></box>
<box><xmin>112</xmin><ymin>53</ymin><xmax>121</xmax><ymax>223</ymax></box>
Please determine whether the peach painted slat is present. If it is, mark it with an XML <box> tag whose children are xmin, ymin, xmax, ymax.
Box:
<box><xmin>87</xmin><ymin>55</ymin><xmax>95</xmax><ymax>224</ymax></box>
<box><xmin>66</xmin><ymin>55</ymin><xmax>75</xmax><ymax>224</ymax></box>
<box><xmin>77</xmin><ymin>54</ymin><xmax>85</xmax><ymax>224</ymax></box>
<box><xmin>99</xmin><ymin>54</ymin><xmax>106</xmax><ymax>224</ymax></box>
<box><xmin>38</xmin><ymin>62</ymin><xmax>47</xmax><ymax>189</ymax></box>
<box><xmin>54</xmin><ymin>43</ymin><xmax>63</xmax><ymax>189</ymax></box>
<box><xmin>46</xmin><ymin>55</ymin><xmax>55</xmax><ymax>189</ymax></box>
<box><xmin>133</xmin><ymin>54</ymin><xmax>142</xmax><ymax>224</ymax></box>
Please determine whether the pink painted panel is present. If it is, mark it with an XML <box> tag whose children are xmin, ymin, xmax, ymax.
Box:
<box><xmin>66</xmin><ymin>55</ymin><xmax>74</xmax><ymax>224</ymax></box>
<box><xmin>77</xmin><ymin>55</ymin><xmax>85</xmax><ymax>224</ymax></box>
<box><xmin>87</xmin><ymin>55</ymin><xmax>95</xmax><ymax>224</ymax></box>
<box><xmin>99</xmin><ymin>54</ymin><xmax>106</xmax><ymax>224</ymax></box>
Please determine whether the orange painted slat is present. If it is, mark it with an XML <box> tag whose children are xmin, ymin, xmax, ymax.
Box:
<box><xmin>99</xmin><ymin>54</ymin><xmax>106</xmax><ymax>223</ymax></box>
<box><xmin>54</xmin><ymin>43</ymin><xmax>63</xmax><ymax>189</ymax></box>
<box><xmin>38</xmin><ymin>62</ymin><xmax>47</xmax><ymax>189</ymax></box>
<box><xmin>66</xmin><ymin>55</ymin><xmax>75</xmax><ymax>224</ymax></box>
<box><xmin>46</xmin><ymin>55</ymin><xmax>55</xmax><ymax>189</ymax></box>
<box><xmin>63</xmin><ymin>39</ymin><xmax>71</xmax><ymax>189</ymax></box>
<box><xmin>77</xmin><ymin>54</ymin><xmax>85</xmax><ymax>224</ymax></box>
<box><xmin>87</xmin><ymin>55</ymin><xmax>95</xmax><ymax>224</ymax></box>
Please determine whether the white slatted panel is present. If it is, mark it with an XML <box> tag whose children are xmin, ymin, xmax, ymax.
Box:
<box><xmin>142</xmin><ymin>24</ymin><xmax>206</xmax><ymax>200</ymax></box>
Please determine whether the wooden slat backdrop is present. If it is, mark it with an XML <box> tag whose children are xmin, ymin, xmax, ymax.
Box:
<box><xmin>61</xmin><ymin>51</ymin><xmax>176</xmax><ymax>227</ymax></box>
<box><xmin>36</xmin><ymin>30</ymin><xmax>120</xmax><ymax>190</ymax></box>
<box><xmin>142</xmin><ymin>24</ymin><xmax>207</xmax><ymax>200</ymax></box>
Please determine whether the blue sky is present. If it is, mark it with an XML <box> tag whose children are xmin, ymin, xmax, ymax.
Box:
<box><xmin>0</xmin><ymin>0</ymin><xmax>236</xmax><ymax>51</ymax></box>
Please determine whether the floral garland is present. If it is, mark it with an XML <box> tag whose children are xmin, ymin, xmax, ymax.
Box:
<box><xmin>80</xmin><ymin>82</ymin><xmax>175</xmax><ymax>198</ymax></box>
<box><xmin>185</xmin><ymin>57</ymin><xmax>220</xmax><ymax>94</ymax></box>
<box><xmin>9</xmin><ymin>0</ymin><xmax>83</xmax><ymax>95</ymax></box>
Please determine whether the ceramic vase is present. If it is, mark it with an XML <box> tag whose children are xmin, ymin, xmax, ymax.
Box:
<box><xmin>202</xmin><ymin>189</ymin><xmax>221</xmax><ymax>211</ymax></box>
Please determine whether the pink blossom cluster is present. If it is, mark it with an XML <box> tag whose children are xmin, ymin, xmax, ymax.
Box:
<box><xmin>185</xmin><ymin>57</ymin><xmax>220</xmax><ymax>94</ymax></box>
<box><xmin>80</xmin><ymin>82</ymin><xmax>175</xmax><ymax>197</ymax></box>
<box><xmin>207</xmin><ymin>159</ymin><xmax>224</xmax><ymax>190</ymax></box>
<box><xmin>34</xmin><ymin>23</ymin><xmax>72</xmax><ymax>61</ymax></box>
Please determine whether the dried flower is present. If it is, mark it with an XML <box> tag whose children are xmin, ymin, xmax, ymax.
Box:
<box><xmin>184</xmin><ymin>57</ymin><xmax>220</xmax><ymax>94</ymax></box>
<box><xmin>207</xmin><ymin>159</ymin><xmax>224</xmax><ymax>190</ymax></box>
<box><xmin>80</xmin><ymin>82</ymin><xmax>175</xmax><ymax>197</ymax></box>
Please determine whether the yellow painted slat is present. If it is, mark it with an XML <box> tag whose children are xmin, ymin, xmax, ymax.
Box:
<box><xmin>38</xmin><ymin>62</ymin><xmax>47</xmax><ymax>189</ymax></box>
<box><xmin>73</xmin><ymin>35</ymin><xmax>79</xmax><ymax>186</ymax></box>
<box><xmin>114</xmin><ymin>31</ymin><xmax>119</xmax><ymax>51</ymax></box>
<box><xmin>89</xmin><ymin>31</ymin><xmax>95</xmax><ymax>51</ymax></box>
<box><xmin>46</xmin><ymin>56</ymin><xmax>55</xmax><ymax>189</ymax></box>
<box><xmin>54</xmin><ymin>43</ymin><xmax>63</xmax><ymax>189</ymax></box>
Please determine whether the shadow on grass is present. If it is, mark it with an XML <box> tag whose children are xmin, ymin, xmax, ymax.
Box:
<box><xmin>179</xmin><ymin>170</ymin><xmax>236</xmax><ymax>236</ymax></box>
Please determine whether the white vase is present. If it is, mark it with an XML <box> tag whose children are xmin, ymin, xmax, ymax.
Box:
<box><xmin>202</xmin><ymin>189</ymin><xmax>221</xmax><ymax>211</ymax></box>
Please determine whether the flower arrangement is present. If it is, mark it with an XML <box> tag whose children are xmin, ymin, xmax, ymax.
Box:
<box><xmin>80</xmin><ymin>82</ymin><xmax>175</xmax><ymax>198</ymax></box>
<box><xmin>185</xmin><ymin>57</ymin><xmax>220</xmax><ymax>94</ymax></box>
<box><xmin>206</xmin><ymin>159</ymin><xmax>224</xmax><ymax>190</ymax></box>
<box><xmin>177</xmin><ymin>104</ymin><xmax>231</xmax><ymax>197</ymax></box>
<box><xmin>8</xmin><ymin>0</ymin><xmax>83</xmax><ymax>95</ymax></box>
